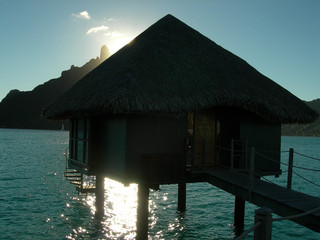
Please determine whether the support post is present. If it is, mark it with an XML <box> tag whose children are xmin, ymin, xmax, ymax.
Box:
<box><xmin>230</xmin><ymin>139</ymin><xmax>234</xmax><ymax>170</ymax></box>
<box><xmin>249</xmin><ymin>148</ymin><xmax>255</xmax><ymax>201</ymax></box>
<box><xmin>233</xmin><ymin>196</ymin><xmax>245</xmax><ymax>235</ymax></box>
<box><xmin>136</xmin><ymin>184</ymin><xmax>149</xmax><ymax>240</ymax></box>
<box><xmin>287</xmin><ymin>148</ymin><xmax>294</xmax><ymax>190</ymax></box>
<box><xmin>254</xmin><ymin>208</ymin><xmax>273</xmax><ymax>240</ymax></box>
<box><xmin>95</xmin><ymin>175</ymin><xmax>105</xmax><ymax>219</ymax></box>
<box><xmin>178</xmin><ymin>182</ymin><xmax>186</xmax><ymax>212</ymax></box>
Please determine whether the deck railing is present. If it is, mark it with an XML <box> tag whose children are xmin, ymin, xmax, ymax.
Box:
<box><xmin>236</xmin><ymin>206</ymin><xmax>320</xmax><ymax>240</ymax></box>
<box><xmin>233</xmin><ymin>147</ymin><xmax>320</xmax><ymax>239</ymax></box>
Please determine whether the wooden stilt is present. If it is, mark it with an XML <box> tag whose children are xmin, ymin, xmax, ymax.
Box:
<box><xmin>136</xmin><ymin>184</ymin><xmax>149</xmax><ymax>240</ymax></box>
<box><xmin>95</xmin><ymin>175</ymin><xmax>105</xmax><ymax>219</ymax></box>
<box><xmin>233</xmin><ymin>196</ymin><xmax>245</xmax><ymax>235</ymax></box>
<box><xmin>178</xmin><ymin>182</ymin><xmax>186</xmax><ymax>212</ymax></box>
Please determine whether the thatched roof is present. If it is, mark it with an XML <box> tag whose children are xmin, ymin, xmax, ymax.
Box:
<box><xmin>43</xmin><ymin>14</ymin><xmax>318</xmax><ymax>124</ymax></box>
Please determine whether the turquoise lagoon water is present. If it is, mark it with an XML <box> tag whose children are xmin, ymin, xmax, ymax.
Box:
<box><xmin>0</xmin><ymin>129</ymin><xmax>319</xmax><ymax>239</ymax></box>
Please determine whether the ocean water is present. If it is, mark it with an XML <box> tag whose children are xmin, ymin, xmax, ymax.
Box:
<box><xmin>0</xmin><ymin>129</ymin><xmax>319</xmax><ymax>239</ymax></box>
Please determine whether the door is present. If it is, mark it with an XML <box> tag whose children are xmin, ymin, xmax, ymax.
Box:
<box><xmin>193</xmin><ymin>112</ymin><xmax>216</xmax><ymax>167</ymax></box>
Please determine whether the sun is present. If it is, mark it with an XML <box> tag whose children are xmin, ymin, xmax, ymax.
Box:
<box><xmin>108</xmin><ymin>35</ymin><xmax>135</xmax><ymax>55</ymax></box>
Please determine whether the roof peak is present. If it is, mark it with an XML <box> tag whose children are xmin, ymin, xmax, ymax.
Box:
<box><xmin>161</xmin><ymin>14</ymin><xmax>177</xmax><ymax>20</ymax></box>
<box><xmin>144</xmin><ymin>14</ymin><xmax>187</xmax><ymax>31</ymax></box>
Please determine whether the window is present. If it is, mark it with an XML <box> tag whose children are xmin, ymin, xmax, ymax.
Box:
<box><xmin>70</xmin><ymin>118</ymin><xmax>90</xmax><ymax>166</ymax></box>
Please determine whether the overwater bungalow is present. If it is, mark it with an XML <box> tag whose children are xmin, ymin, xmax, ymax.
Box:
<box><xmin>43</xmin><ymin>14</ymin><xmax>318</xmax><ymax>238</ymax></box>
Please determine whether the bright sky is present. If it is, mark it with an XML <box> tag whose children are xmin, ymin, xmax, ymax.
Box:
<box><xmin>0</xmin><ymin>0</ymin><xmax>319</xmax><ymax>102</ymax></box>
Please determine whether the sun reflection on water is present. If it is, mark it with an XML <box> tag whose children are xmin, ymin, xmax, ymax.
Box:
<box><xmin>86</xmin><ymin>178</ymin><xmax>138</xmax><ymax>239</ymax></box>
<box><xmin>65</xmin><ymin>179</ymin><xmax>189</xmax><ymax>239</ymax></box>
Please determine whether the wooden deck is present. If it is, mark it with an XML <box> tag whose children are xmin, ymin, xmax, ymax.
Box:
<box><xmin>195</xmin><ymin>168</ymin><xmax>320</xmax><ymax>233</ymax></box>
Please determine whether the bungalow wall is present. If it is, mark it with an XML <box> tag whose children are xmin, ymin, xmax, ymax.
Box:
<box><xmin>125</xmin><ymin>115</ymin><xmax>186</xmax><ymax>182</ymax></box>
<box><xmin>193</xmin><ymin>108</ymin><xmax>281</xmax><ymax>176</ymax></box>
<box><xmin>90</xmin><ymin>116</ymin><xmax>127</xmax><ymax>177</ymax></box>
<box><xmin>239</xmin><ymin>118</ymin><xmax>281</xmax><ymax>176</ymax></box>
<box><xmin>89</xmin><ymin>114</ymin><xmax>187</xmax><ymax>183</ymax></box>
<box><xmin>68</xmin><ymin>107</ymin><xmax>281</xmax><ymax>182</ymax></box>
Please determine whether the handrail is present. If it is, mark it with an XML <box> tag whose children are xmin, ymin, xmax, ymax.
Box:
<box><xmin>216</xmin><ymin>144</ymin><xmax>320</xmax><ymax>193</ymax></box>
<box><xmin>215</xmin><ymin>145</ymin><xmax>247</xmax><ymax>153</ymax></box>
<box><xmin>255</xmin><ymin>150</ymin><xmax>320</xmax><ymax>172</ymax></box>
<box><xmin>272</xmin><ymin>206</ymin><xmax>320</xmax><ymax>222</ymax></box>
<box><xmin>215</xmin><ymin>145</ymin><xmax>289</xmax><ymax>154</ymax></box>
<box><xmin>292</xmin><ymin>165</ymin><xmax>320</xmax><ymax>172</ymax></box>
<box><xmin>295</xmin><ymin>151</ymin><xmax>320</xmax><ymax>162</ymax></box>
<box><xmin>255</xmin><ymin>149</ymin><xmax>320</xmax><ymax>189</ymax></box>
<box><xmin>240</xmin><ymin>206</ymin><xmax>320</xmax><ymax>240</ymax></box>
<box><xmin>255</xmin><ymin>151</ymin><xmax>289</xmax><ymax>166</ymax></box>
<box><xmin>64</xmin><ymin>146</ymin><xmax>69</xmax><ymax>169</ymax></box>
<box><xmin>292</xmin><ymin>170</ymin><xmax>320</xmax><ymax>188</ymax></box>
<box><xmin>235</xmin><ymin>221</ymin><xmax>262</xmax><ymax>240</ymax></box>
<box><xmin>64</xmin><ymin>146</ymin><xmax>69</xmax><ymax>158</ymax></box>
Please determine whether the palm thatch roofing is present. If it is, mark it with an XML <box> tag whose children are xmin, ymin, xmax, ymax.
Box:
<box><xmin>43</xmin><ymin>14</ymin><xmax>318</xmax><ymax>124</ymax></box>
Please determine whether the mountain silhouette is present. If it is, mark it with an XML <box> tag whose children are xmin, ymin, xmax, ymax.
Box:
<box><xmin>282</xmin><ymin>99</ymin><xmax>320</xmax><ymax>136</ymax></box>
<box><xmin>0</xmin><ymin>46</ymin><xmax>110</xmax><ymax>130</ymax></box>
<box><xmin>1</xmin><ymin>43</ymin><xmax>319</xmax><ymax>135</ymax></box>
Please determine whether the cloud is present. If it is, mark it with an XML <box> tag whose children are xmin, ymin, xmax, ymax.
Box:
<box><xmin>72</xmin><ymin>11</ymin><xmax>91</xmax><ymax>20</ymax></box>
<box><xmin>103</xmin><ymin>17</ymin><xmax>114</xmax><ymax>22</ymax></box>
<box><xmin>86</xmin><ymin>25</ymin><xmax>109</xmax><ymax>34</ymax></box>
<box><xmin>104</xmin><ymin>31</ymin><xmax>123</xmax><ymax>37</ymax></box>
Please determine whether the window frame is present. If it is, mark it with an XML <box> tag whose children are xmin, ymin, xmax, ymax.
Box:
<box><xmin>69</xmin><ymin>118</ymin><xmax>90</xmax><ymax>167</ymax></box>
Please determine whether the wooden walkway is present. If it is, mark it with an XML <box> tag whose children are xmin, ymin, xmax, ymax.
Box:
<box><xmin>196</xmin><ymin>168</ymin><xmax>320</xmax><ymax>233</ymax></box>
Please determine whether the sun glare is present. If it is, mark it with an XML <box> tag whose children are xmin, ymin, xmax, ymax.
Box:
<box><xmin>85</xmin><ymin>178</ymin><xmax>138</xmax><ymax>239</ymax></box>
<box><xmin>108</xmin><ymin>35</ymin><xmax>135</xmax><ymax>54</ymax></box>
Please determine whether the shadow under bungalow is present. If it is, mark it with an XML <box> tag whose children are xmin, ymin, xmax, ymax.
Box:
<box><xmin>43</xmin><ymin>14</ymin><xmax>318</xmax><ymax>239</ymax></box>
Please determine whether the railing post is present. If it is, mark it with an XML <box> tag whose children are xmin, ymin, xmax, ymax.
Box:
<box><xmin>249</xmin><ymin>147</ymin><xmax>255</xmax><ymax>201</ymax></box>
<box><xmin>230</xmin><ymin>139</ymin><xmax>234</xmax><ymax>170</ymax></box>
<box><xmin>254</xmin><ymin>208</ymin><xmax>273</xmax><ymax>240</ymax></box>
<box><xmin>287</xmin><ymin>148</ymin><xmax>294</xmax><ymax>190</ymax></box>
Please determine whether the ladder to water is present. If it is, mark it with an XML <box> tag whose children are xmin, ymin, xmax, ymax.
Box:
<box><xmin>64</xmin><ymin>168</ymin><xmax>96</xmax><ymax>194</ymax></box>
<box><xmin>64</xmin><ymin>148</ymin><xmax>96</xmax><ymax>194</ymax></box>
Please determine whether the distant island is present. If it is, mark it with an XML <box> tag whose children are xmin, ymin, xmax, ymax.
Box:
<box><xmin>282</xmin><ymin>99</ymin><xmax>320</xmax><ymax>137</ymax></box>
<box><xmin>0</xmin><ymin>45</ymin><xmax>110</xmax><ymax>130</ymax></box>
<box><xmin>0</xmin><ymin>45</ymin><xmax>319</xmax><ymax>136</ymax></box>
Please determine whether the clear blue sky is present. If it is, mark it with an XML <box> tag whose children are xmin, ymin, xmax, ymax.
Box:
<box><xmin>0</xmin><ymin>0</ymin><xmax>319</xmax><ymax>102</ymax></box>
